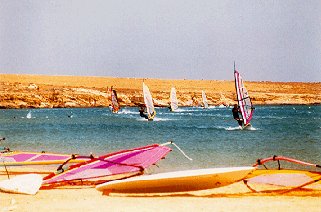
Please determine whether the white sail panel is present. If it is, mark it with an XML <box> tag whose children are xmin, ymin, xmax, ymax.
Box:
<box><xmin>170</xmin><ymin>87</ymin><xmax>179</xmax><ymax>111</ymax></box>
<box><xmin>234</xmin><ymin>70</ymin><xmax>253</xmax><ymax>125</ymax></box>
<box><xmin>143</xmin><ymin>83</ymin><xmax>156</xmax><ymax>120</ymax></box>
<box><xmin>202</xmin><ymin>90</ymin><xmax>209</xmax><ymax>109</ymax></box>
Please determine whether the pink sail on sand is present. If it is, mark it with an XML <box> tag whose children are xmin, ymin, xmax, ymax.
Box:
<box><xmin>42</xmin><ymin>143</ymin><xmax>172</xmax><ymax>187</ymax></box>
<box><xmin>244</xmin><ymin>155</ymin><xmax>321</xmax><ymax>193</ymax></box>
<box><xmin>0</xmin><ymin>151</ymin><xmax>85</xmax><ymax>166</ymax></box>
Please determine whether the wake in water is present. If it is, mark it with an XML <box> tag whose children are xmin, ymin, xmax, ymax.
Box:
<box><xmin>136</xmin><ymin>117</ymin><xmax>176</xmax><ymax>122</ymax></box>
<box><xmin>153</xmin><ymin>117</ymin><xmax>175</xmax><ymax>122</ymax></box>
<box><xmin>118</xmin><ymin>109</ymin><xmax>138</xmax><ymax>115</ymax></box>
<box><xmin>225</xmin><ymin>126</ymin><xmax>258</xmax><ymax>131</ymax></box>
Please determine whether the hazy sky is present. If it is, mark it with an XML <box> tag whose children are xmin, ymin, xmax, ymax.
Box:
<box><xmin>1</xmin><ymin>0</ymin><xmax>320</xmax><ymax>82</ymax></box>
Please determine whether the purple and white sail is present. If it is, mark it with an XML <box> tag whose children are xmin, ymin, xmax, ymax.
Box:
<box><xmin>234</xmin><ymin>70</ymin><xmax>254</xmax><ymax>125</ymax></box>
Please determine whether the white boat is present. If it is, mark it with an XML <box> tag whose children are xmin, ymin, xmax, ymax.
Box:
<box><xmin>234</xmin><ymin>64</ymin><xmax>254</xmax><ymax>127</ymax></box>
<box><xmin>142</xmin><ymin>82</ymin><xmax>156</xmax><ymax>121</ymax></box>
<box><xmin>169</xmin><ymin>87</ymin><xmax>178</xmax><ymax>111</ymax></box>
<box><xmin>96</xmin><ymin>166</ymin><xmax>255</xmax><ymax>194</ymax></box>
<box><xmin>201</xmin><ymin>90</ymin><xmax>209</xmax><ymax>109</ymax></box>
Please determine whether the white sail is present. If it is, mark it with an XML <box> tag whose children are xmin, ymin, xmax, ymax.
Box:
<box><xmin>170</xmin><ymin>87</ymin><xmax>178</xmax><ymax>111</ymax></box>
<box><xmin>201</xmin><ymin>90</ymin><xmax>209</xmax><ymax>109</ymax></box>
<box><xmin>143</xmin><ymin>82</ymin><xmax>156</xmax><ymax>120</ymax></box>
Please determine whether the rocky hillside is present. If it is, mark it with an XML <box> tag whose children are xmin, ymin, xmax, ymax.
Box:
<box><xmin>0</xmin><ymin>74</ymin><xmax>320</xmax><ymax>109</ymax></box>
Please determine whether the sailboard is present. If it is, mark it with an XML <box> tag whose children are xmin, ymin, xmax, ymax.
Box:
<box><xmin>170</xmin><ymin>87</ymin><xmax>178</xmax><ymax>111</ymax></box>
<box><xmin>96</xmin><ymin>166</ymin><xmax>255</xmax><ymax>194</ymax></box>
<box><xmin>0</xmin><ymin>151</ymin><xmax>86</xmax><ymax>166</ymax></box>
<box><xmin>41</xmin><ymin>143</ymin><xmax>171</xmax><ymax>188</ymax></box>
<box><xmin>244</xmin><ymin>155</ymin><xmax>321</xmax><ymax>193</ymax></box>
<box><xmin>234</xmin><ymin>66</ymin><xmax>254</xmax><ymax>126</ymax></box>
<box><xmin>110</xmin><ymin>86</ymin><xmax>120</xmax><ymax>113</ymax></box>
<box><xmin>142</xmin><ymin>82</ymin><xmax>156</xmax><ymax>120</ymax></box>
<box><xmin>201</xmin><ymin>90</ymin><xmax>209</xmax><ymax>109</ymax></box>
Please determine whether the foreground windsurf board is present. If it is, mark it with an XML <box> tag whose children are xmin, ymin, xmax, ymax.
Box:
<box><xmin>96</xmin><ymin>166</ymin><xmax>255</xmax><ymax>194</ymax></box>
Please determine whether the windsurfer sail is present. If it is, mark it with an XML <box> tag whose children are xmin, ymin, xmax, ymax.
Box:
<box><xmin>142</xmin><ymin>82</ymin><xmax>156</xmax><ymax>120</ymax></box>
<box><xmin>169</xmin><ymin>87</ymin><xmax>178</xmax><ymax>111</ymax></box>
<box><xmin>42</xmin><ymin>143</ymin><xmax>172</xmax><ymax>188</ymax></box>
<box><xmin>244</xmin><ymin>155</ymin><xmax>321</xmax><ymax>193</ymax></box>
<box><xmin>0</xmin><ymin>151</ymin><xmax>87</xmax><ymax>166</ymax></box>
<box><xmin>201</xmin><ymin>90</ymin><xmax>209</xmax><ymax>109</ymax></box>
<box><xmin>234</xmin><ymin>65</ymin><xmax>254</xmax><ymax>126</ymax></box>
<box><xmin>110</xmin><ymin>86</ymin><xmax>120</xmax><ymax>113</ymax></box>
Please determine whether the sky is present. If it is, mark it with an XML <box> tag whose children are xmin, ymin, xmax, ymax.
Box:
<box><xmin>0</xmin><ymin>0</ymin><xmax>320</xmax><ymax>82</ymax></box>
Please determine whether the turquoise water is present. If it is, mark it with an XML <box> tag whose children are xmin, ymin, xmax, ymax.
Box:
<box><xmin>0</xmin><ymin>105</ymin><xmax>320</xmax><ymax>172</ymax></box>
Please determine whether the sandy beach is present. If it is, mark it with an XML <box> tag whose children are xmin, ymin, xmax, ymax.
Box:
<box><xmin>1</xmin><ymin>169</ymin><xmax>321</xmax><ymax>212</ymax></box>
<box><xmin>1</xmin><ymin>180</ymin><xmax>321</xmax><ymax>212</ymax></box>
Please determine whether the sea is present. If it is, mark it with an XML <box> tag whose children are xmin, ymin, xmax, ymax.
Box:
<box><xmin>0</xmin><ymin>105</ymin><xmax>320</xmax><ymax>173</ymax></box>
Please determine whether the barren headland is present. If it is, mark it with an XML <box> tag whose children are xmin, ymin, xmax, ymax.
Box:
<box><xmin>0</xmin><ymin>74</ymin><xmax>320</xmax><ymax>109</ymax></box>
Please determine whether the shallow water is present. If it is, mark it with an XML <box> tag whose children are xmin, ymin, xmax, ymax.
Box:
<box><xmin>0</xmin><ymin>105</ymin><xmax>320</xmax><ymax>172</ymax></box>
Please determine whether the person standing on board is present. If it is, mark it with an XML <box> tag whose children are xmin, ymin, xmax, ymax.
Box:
<box><xmin>232</xmin><ymin>104</ymin><xmax>243</xmax><ymax>128</ymax></box>
<box><xmin>139</xmin><ymin>105</ymin><xmax>148</xmax><ymax>119</ymax></box>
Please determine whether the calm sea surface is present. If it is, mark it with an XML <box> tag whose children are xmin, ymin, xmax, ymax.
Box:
<box><xmin>0</xmin><ymin>105</ymin><xmax>320</xmax><ymax>172</ymax></box>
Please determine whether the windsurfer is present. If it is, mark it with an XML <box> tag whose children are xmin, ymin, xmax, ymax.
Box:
<box><xmin>139</xmin><ymin>105</ymin><xmax>148</xmax><ymax>119</ymax></box>
<box><xmin>168</xmin><ymin>102</ymin><xmax>172</xmax><ymax>111</ymax></box>
<box><xmin>232</xmin><ymin>104</ymin><xmax>243</xmax><ymax>127</ymax></box>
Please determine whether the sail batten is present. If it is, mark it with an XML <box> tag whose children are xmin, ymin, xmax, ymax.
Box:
<box><xmin>234</xmin><ymin>70</ymin><xmax>253</xmax><ymax>125</ymax></box>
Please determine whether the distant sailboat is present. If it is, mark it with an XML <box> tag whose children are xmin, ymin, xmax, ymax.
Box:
<box><xmin>234</xmin><ymin>65</ymin><xmax>254</xmax><ymax>127</ymax></box>
<box><xmin>110</xmin><ymin>86</ymin><xmax>120</xmax><ymax>113</ymax></box>
<box><xmin>201</xmin><ymin>90</ymin><xmax>209</xmax><ymax>109</ymax></box>
<box><xmin>26</xmin><ymin>111</ymin><xmax>32</xmax><ymax>119</ymax></box>
<box><xmin>142</xmin><ymin>82</ymin><xmax>156</xmax><ymax>121</ymax></box>
<box><xmin>169</xmin><ymin>87</ymin><xmax>178</xmax><ymax>111</ymax></box>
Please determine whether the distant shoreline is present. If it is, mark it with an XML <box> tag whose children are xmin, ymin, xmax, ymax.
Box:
<box><xmin>1</xmin><ymin>74</ymin><xmax>320</xmax><ymax>109</ymax></box>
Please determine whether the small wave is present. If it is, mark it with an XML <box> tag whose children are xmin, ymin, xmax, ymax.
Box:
<box><xmin>225</xmin><ymin>126</ymin><xmax>242</xmax><ymax>131</ymax></box>
<box><xmin>224</xmin><ymin>126</ymin><xmax>258</xmax><ymax>131</ymax></box>
<box><xmin>153</xmin><ymin>117</ymin><xmax>175</xmax><ymax>121</ymax></box>
<box><xmin>256</xmin><ymin>116</ymin><xmax>288</xmax><ymax>120</ymax></box>
<box><xmin>172</xmin><ymin>108</ymin><xmax>188</xmax><ymax>112</ymax></box>
<box><xmin>119</xmin><ymin>109</ymin><xmax>138</xmax><ymax>115</ymax></box>
<box><xmin>136</xmin><ymin>117</ymin><xmax>175</xmax><ymax>122</ymax></box>
<box><xmin>243</xmin><ymin>126</ymin><xmax>258</xmax><ymax>131</ymax></box>
<box><xmin>218</xmin><ymin>105</ymin><xmax>228</xmax><ymax>108</ymax></box>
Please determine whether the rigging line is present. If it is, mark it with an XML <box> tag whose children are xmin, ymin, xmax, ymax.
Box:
<box><xmin>168</xmin><ymin>141</ymin><xmax>193</xmax><ymax>161</ymax></box>
<box><xmin>2</xmin><ymin>160</ymin><xmax>10</xmax><ymax>179</ymax></box>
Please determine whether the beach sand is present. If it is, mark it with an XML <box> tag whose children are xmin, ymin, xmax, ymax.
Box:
<box><xmin>1</xmin><ymin>182</ymin><xmax>321</xmax><ymax>212</ymax></box>
<box><xmin>1</xmin><ymin>172</ymin><xmax>321</xmax><ymax>212</ymax></box>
